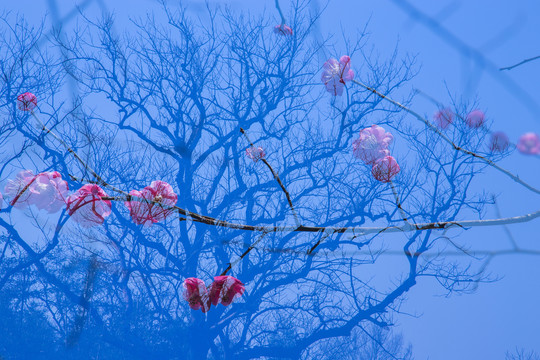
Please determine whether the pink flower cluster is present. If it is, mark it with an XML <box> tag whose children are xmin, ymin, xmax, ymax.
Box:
<box><xmin>517</xmin><ymin>133</ymin><xmax>540</xmax><ymax>155</ymax></box>
<box><xmin>433</xmin><ymin>108</ymin><xmax>454</xmax><ymax>130</ymax></box>
<box><xmin>432</xmin><ymin>108</ymin><xmax>486</xmax><ymax>130</ymax></box>
<box><xmin>4</xmin><ymin>170</ymin><xmax>68</xmax><ymax>213</ymax></box>
<box><xmin>246</xmin><ymin>146</ymin><xmax>266</xmax><ymax>162</ymax></box>
<box><xmin>183</xmin><ymin>276</ymin><xmax>245</xmax><ymax>313</ymax></box>
<box><xmin>17</xmin><ymin>92</ymin><xmax>37</xmax><ymax>112</ymax></box>
<box><xmin>125</xmin><ymin>181</ymin><xmax>178</xmax><ymax>226</ymax></box>
<box><xmin>371</xmin><ymin>156</ymin><xmax>401</xmax><ymax>183</ymax></box>
<box><xmin>487</xmin><ymin>131</ymin><xmax>540</xmax><ymax>155</ymax></box>
<box><xmin>321</xmin><ymin>56</ymin><xmax>354</xmax><ymax>96</ymax></box>
<box><xmin>274</xmin><ymin>24</ymin><xmax>293</xmax><ymax>36</ymax></box>
<box><xmin>66</xmin><ymin>184</ymin><xmax>112</xmax><ymax>228</ymax></box>
<box><xmin>465</xmin><ymin>110</ymin><xmax>485</xmax><ymax>128</ymax></box>
<box><xmin>489</xmin><ymin>132</ymin><xmax>510</xmax><ymax>152</ymax></box>
<box><xmin>353</xmin><ymin>125</ymin><xmax>400</xmax><ymax>183</ymax></box>
<box><xmin>353</xmin><ymin>125</ymin><xmax>393</xmax><ymax>164</ymax></box>
<box><xmin>4</xmin><ymin>167</ymin><xmax>178</xmax><ymax>228</ymax></box>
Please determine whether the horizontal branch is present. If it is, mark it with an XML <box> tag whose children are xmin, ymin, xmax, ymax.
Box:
<box><xmin>222</xmin><ymin>239</ymin><xmax>540</xmax><ymax>258</ymax></box>
<box><xmin>101</xmin><ymin>193</ymin><xmax>540</xmax><ymax>235</ymax></box>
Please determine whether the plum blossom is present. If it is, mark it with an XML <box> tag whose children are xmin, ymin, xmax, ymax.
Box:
<box><xmin>517</xmin><ymin>132</ymin><xmax>540</xmax><ymax>155</ymax></box>
<box><xmin>321</xmin><ymin>55</ymin><xmax>354</xmax><ymax>96</ymax></box>
<box><xmin>28</xmin><ymin>172</ymin><xmax>68</xmax><ymax>213</ymax></box>
<box><xmin>433</xmin><ymin>108</ymin><xmax>453</xmax><ymax>130</ymax></box>
<box><xmin>17</xmin><ymin>92</ymin><xmax>37</xmax><ymax>111</ymax></box>
<box><xmin>465</xmin><ymin>110</ymin><xmax>485</xmax><ymax>128</ymax></box>
<box><xmin>125</xmin><ymin>181</ymin><xmax>177</xmax><ymax>226</ymax></box>
<box><xmin>4</xmin><ymin>170</ymin><xmax>36</xmax><ymax>209</ymax></box>
<box><xmin>0</xmin><ymin>192</ymin><xmax>3</xmax><ymax>209</ymax></box>
<box><xmin>4</xmin><ymin>170</ymin><xmax>68</xmax><ymax>212</ymax></box>
<box><xmin>371</xmin><ymin>156</ymin><xmax>400</xmax><ymax>183</ymax></box>
<box><xmin>183</xmin><ymin>278</ymin><xmax>210</xmax><ymax>313</ymax></box>
<box><xmin>208</xmin><ymin>276</ymin><xmax>245</xmax><ymax>307</ymax></box>
<box><xmin>352</xmin><ymin>125</ymin><xmax>393</xmax><ymax>165</ymax></box>
<box><xmin>246</xmin><ymin>146</ymin><xmax>265</xmax><ymax>162</ymax></box>
<box><xmin>66</xmin><ymin>184</ymin><xmax>112</xmax><ymax>227</ymax></box>
<box><xmin>274</xmin><ymin>24</ymin><xmax>293</xmax><ymax>36</ymax></box>
<box><xmin>489</xmin><ymin>132</ymin><xmax>510</xmax><ymax>152</ymax></box>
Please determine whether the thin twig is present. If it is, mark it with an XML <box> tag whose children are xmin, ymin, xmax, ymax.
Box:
<box><xmin>306</xmin><ymin>229</ymin><xmax>333</xmax><ymax>255</ymax></box>
<box><xmin>221</xmin><ymin>231</ymin><xmax>268</xmax><ymax>276</ymax></box>
<box><xmin>492</xmin><ymin>195</ymin><xmax>518</xmax><ymax>249</ymax></box>
<box><xmin>389</xmin><ymin>181</ymin><xmax>412</xmax><ymax>227</ymax></box>
<box><xmin>240</xmin><ymin>128</ymin><xmax>302</xmax><ymax>227</ymax></box>
<box><xmin>500</xmin><ymin>55</ymin><xmax>540</xmax><ymax>71</ymax></box>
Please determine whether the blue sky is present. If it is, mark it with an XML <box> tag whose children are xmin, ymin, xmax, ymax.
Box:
<box><xmin>4</xmin><ymin>0</ymin><xmax>540</xmax><ymax>358</ymax></box>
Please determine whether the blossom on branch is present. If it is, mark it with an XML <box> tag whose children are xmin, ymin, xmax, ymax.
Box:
<box><xmin>183</xmin><ymin>277</ymin><xmax>210</xmax><ymax>313</ymax></box>
<box><xmin>352</xmin><ymin>125</ymin><xmax>393</xmax><ymax>165</ymax></box>
<box><xmin>28</xmin><ymin>172</ymin><xmax>69</xmax><ymax>213</ymax></box>
<box><xmin>66</xmin><ymin>184</ymin><xmax>112</xmax><ymax>227</ymax></box>
<box><xmin>246</xmin><ymin>146</ymin><xmax>266</xmax><ymax>162</ymax></box>
<box><xmin>321</xmin><ymin>56</ymin><xmax>354</xmax><ymax>96</ymax></box>
<box><xmin>17</xmin><ymin>92</ymin><xmax>37</xmax><ymax>111</ymax></box>
<box><xmin>274</xmin><ymin>24</ymin><xmax>293</xmax><ymax>36</ymax></box>
<box><xmin>465</xmin><ymin>109</ymin><xmax>485</xmax><ymax>128</ymax></box>
<box><xmin>125</xmin><ymin>181</ymin><xmax>177</xmax><ymax>226</ymax></box>
<box><xmin>209</xmin><ymin>276</ymin><xmax>245</xmax><ymax>307</ymax></box>
<box><xmin>4</xmin><ymin>170</ymin><xmax>68</xmax><ymax>212</ymax></box>
<box><xmin>517</xmin><ymin>132</ymin><xmax>540</xmax><ymax>155</ymax></box>
<box><xmin>371</xmin><ymin>155</ymin><xmax>400</xmax><ymax>183</ymax></box>
<box><xmin>489</xmin><ymin>131</ymin><xmax>510</xmax><ymax>152</ymax></box>
<box><xmin>433</xmin><ymin>108</ymin><xmax>453</xmax><ymax>130</ymax></box>
<box><xmin>4</xmin><ymin>170</ymin><xmax>36</xmax><ymax>209</ymax></box>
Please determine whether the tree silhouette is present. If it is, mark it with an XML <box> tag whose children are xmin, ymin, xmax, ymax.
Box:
<box><xmin>0</xmin><ymin>1</ymin><xmax>539</xmax><ymax>359</ymax></box>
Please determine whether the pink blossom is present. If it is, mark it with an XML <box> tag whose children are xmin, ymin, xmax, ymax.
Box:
<box><xmin>209</xmin><ymin>276</ymin><xmax>245</xmax><ymax>307</ymax></box>
<box><xmin>489</xmin><ymin>132</ymin><xmax>510</xmax><ymax>152</ymax></box>
<box><xmin>352</xmin><ymin>125</ymin><xmax>393</xmax><ymax>165</ymax></box>
<box><xmin>0</xmin><ymin>192</ymin><xmax>3</xmax><ymax>209</ymax></box>
<box><xmin>4</xmin><ymin>170</ymin><xmax>36</xmax><ymax>209</ymax></box>
<box><xmin>321</xmin><ymin>56</ymin><xmax>354</xmax><ymax>96</ymax></box>
<box><xmin>125</xmin><ymin>181</ymin><xmax>177</xmax><ymax>226</ymax></box>
<box><xmin>433</xmin><ymin>108</ymin><xmax>453</xmax><ymax>130</ymax></box>
<box><xmin>465</xmin><ymin>110</ymin><xmax>485</xmax><ymax>128</ymax></box>
<box><xmin>246</xmin><ymin>146</ymin><xmax>266</xmax><ymax>162</ymax></box>
<box><xmin>66</xmin><ymin>184</ymin><xmax>112</xmax><ymax>227</ymax></box>
<box><xmin>371</xmin><ymin>156</ymin><xmax>400</xmax><ymax>183</ymax></box>
<box><xmin>3</xmin><ymin>170</ymin><xmax>68</xmax><ymax>212</ymax></box>
<box><xmin>29</xmin><ymin>172</ymin><xmax>68</xmax><ymax>213</ymax></box>
<box><xmin>183</xmin><ymin>277</ymin><xmax>210</xmax><ymax>313</ymax></box>
<box><xmin>17</xmin><ymin>92</ymin><xmax>37</xmax><ymax>111</ymax></box>
<box><xmin>517</xmin><ymin>132</ymin><xmax>540</xmax><ymax>155</ymax></box>
<box><xmin>274</xmin><ymin>24</ymin><xmax>293</xmax><ymax>36</ymax></box>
